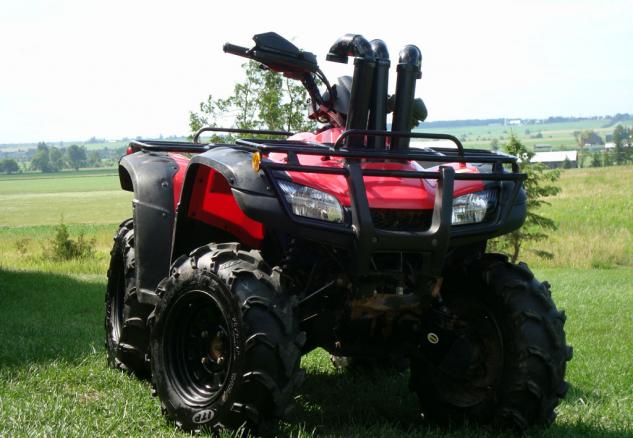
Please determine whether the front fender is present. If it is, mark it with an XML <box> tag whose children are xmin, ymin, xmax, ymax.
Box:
<box><xmin>171</xmin><ymin>147</ymin><xmax>275</xmax><ymax>261</ymax></box>
<box><xmin>118</xmin><ymin>152</ymin><xmax>179</xmax><ymax>300</ymax></box>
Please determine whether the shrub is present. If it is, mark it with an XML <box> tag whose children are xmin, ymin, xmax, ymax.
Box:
<box><xmin>46</xmin><ymin>221</ymin><xmax>96</xmax><ymax>260</ymax></box>
<box><xmin>15</xmin><ymin>238</ymin><xmax>31</xmax><ymax>256</ymax></box>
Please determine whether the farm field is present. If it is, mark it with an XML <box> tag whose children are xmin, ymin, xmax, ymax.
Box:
<box><xmin>1</xmin><ymin>165</ymin><xmax>632</xmax><ymax>436</ymax></box>
<box><xmin>416</xmin><ymin>118</ymin><xmax>620</xmax><ymax>151</ymax></box>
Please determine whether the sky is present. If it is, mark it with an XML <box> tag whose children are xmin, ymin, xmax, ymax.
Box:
<box><xmin>1</xmin><ymin>0</ymin><xmax>632</xmax><ymax>143</ymax></box>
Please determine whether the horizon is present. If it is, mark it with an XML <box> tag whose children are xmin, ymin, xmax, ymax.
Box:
<box><xmin>1</xmin><ymin>112</ymin><xmax>629</xmax><ymax>147</ymax></box>
<box><xmin>1</xmin><ymin>1</ymin><xmax>632</xmax><ymax>143</ymax></box>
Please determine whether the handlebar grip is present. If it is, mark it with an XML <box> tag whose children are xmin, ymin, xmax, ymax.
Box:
<box><xmin>223</xmin><ymin>43</ymin><xmax>251</xmax><ymax>58</ymax></box>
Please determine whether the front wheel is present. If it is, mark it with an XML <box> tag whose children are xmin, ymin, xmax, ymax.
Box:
<box><xmin>149</xmin><ymin>243</ymin><xmax>305</xmax><ymax>435</ymax></box>
<box><xmin>409</xmin><ymin>254</ymin><xmax>572</xmax><ymax>430</ymax></box>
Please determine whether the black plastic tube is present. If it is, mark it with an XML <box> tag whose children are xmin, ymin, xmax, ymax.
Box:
<box><xmin>368</xmin><ymin>39</ymin><xmax>390</xmax><ymax>149</ymax></box>
<box><xmin>391</xmin><ymin>45</ymin><xmax>422</xmax><ymax>151</ymax></box>
<box><xmin>326</xmin><ymin>34</ymin><xmax>376</xmax><ymax>147</ymax></box>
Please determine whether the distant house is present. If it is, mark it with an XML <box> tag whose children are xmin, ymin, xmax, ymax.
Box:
<box><xmin>507</xmin><ymin>119</ymin><xmax>522</xmax><ymax>125</ymax></box>
<box><xmin>532</xmin><ymin>151</ymin><xmax>578</xmax><ymax>168</ymax></box>
<box><xmin>534</xmin><ymin>143</ymin><xmax>552</xmax><ymax>152</ymax></box>
<box><xmin>605</xmin><ymin>142</ymin><xmax>616</xmax><ymax>150</ymax></box>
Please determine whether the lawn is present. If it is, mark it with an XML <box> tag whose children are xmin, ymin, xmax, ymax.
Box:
<box><xmin>1</xmin><ymin>165</ymin><xmax>632</xmax><ymax>436</ymax></box>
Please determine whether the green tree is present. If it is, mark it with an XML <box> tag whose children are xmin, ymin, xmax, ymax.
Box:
<box><xmin>490</xmin><ymin>138</ymin><xmax>499</xmax><ymax>151</ymax></box>
<box><xmin>0</xmin><ymin>158</ymin><xmax>19</xmax><ymax>174</ymax></box>
<box><xmin>489</xmin><ymin>134</ymin><xmax>561</xmax><ymax>263</ymax></box>
<box><xmin>49</xmin><ymin>147</ymin><xmax>63</xmax><ymax>171</ymax></box>
<box><xmin>87</xmin><ymin>150</ymin><xmax>101</xmax><ymax>167</ymax></box>
<box><xmin>574</xmin><ymin>129</ymin><xmax>603</xmax><ymax>146</ymax></box>
<box><xmin>31</xmin><ymin>143</ymin><xmax>52</xmax><ymax>172</ymax></box>
<box><xmin>281</xmin><ymin>79</ymin><xmax>315</xmax><ymax>132</ymax></box>
<box><xmin>258</xmin><ymin>67</ymin><xmax>284</xmax><ymax>130</ymax></box>
<box><xmin>612</xmin><ymin>124</ymin><xmax>632</xmax><ymax>165</ymax></box>
<box><xmin>66</xmin><ymin>144</ymin><xmax>87</xmax><ymax>170</ymax></box>
<box><xmin>190</xmin><ymin>61</ymin><xmax>316</xmax><ymax>138</ymax></box>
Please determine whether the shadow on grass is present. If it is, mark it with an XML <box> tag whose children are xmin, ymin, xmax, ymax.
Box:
<box><xmin>289</xmin><ymin>366</ymin><xmax>626</xmax><ymax>438</ymax></box>
<box><xmin>0</xmin><ymin>269</ymin><xmax>104</xmax><ymax>370</ymax></box>
<box><xmin>291</xmin><ymin>368</ymin><xmax>427</xmax><ymax>436</ymax></box>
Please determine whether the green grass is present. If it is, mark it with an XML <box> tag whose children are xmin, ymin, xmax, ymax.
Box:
<box><xmin>0</xmin><ymin>168</ymin><xmax>118</xmax><ymax>181</ymax></box>
<box><xmin>417</xmin><ymin>118</ymin><xmax>619</xmax><ymax>151</ymax></box>
<box><xmin>1</xmin><ymin>267</ymin><xmax>630</xmax><ymax>436</ymax></box>
<box><xmin>520</xmin><ymin>166</ymin><xmax>633</xmax><ymax>269</ymax></box>
<box><xmin>0</xmin><ymin>169</ymin><xmax>131</xmax><ymax>227</ymax></box>
<box><xmin>1</xmin><ymin>163</ymin><xmax>633</xmax><ymax>436</ymax></box>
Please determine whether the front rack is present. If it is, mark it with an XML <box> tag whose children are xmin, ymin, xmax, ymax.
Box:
<box><xmin>130</xmin><ymin>128</ymin><xmax>519</xmax><ymax>173</ymax></box>
<box><xmin>129</xmin><ymin>128</ymin><xmax>525</xmax><ymax>277</ymax></box>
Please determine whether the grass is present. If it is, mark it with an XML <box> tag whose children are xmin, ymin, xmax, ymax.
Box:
<box><xmin>417</xmin><ymin>118</ymin><xmax>620</xmax><ymax>151</ymax></box>
<box><xmin>1</xmin><ymin>268</ymin><xmax>631</xmax><ymax>436</ymax></box>
<box><xmin>520</xmin><ymin>166</ymin><xmax>633</xmax><ymax>269</ymax></box>
<box><xmin>1</xmin><ymin>165</ymin><xmax>633</xmax><ymax>436</ymax></box>
<box><xmin>0</xmin><ymin>169</ymin><xmax>131</xmax><ymax>227</ymax></box>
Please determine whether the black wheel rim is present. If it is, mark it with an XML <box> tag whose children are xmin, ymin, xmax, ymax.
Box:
<box><xmin>426</xmin><ymin>300</ymin><xmax>504</xmax><ymax>408</ymax></box>
<box><xmin>164</xmin><ymin>289</ymin><xmax>232</xmax><ymax>406</ymax></box>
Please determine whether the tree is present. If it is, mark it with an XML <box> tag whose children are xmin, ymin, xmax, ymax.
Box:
<box><xmin>574</xmin><ymin>129</ymin><xmax>603</xmax><ymax>146</ymax></box>
<box><xmin>490</xmin><ymin>138</ymin><xmax>499</xmax><ymax>151</ymax></box>
<box><xmin>612</xmin><ymin>124</ymin><xmax>632</xmax><ymax>165</ymax></box>
<box><xmin>87</xmin><ymin>150</ymin><xmax>101</xmax><ymax>167</ymax></box>
<box><xmin>190</xmin><ymin>61</ymin><xmax>316</xmax><ymax>138</ymax></box>
<box><xmin>49</xmin><ymin>147</ymin><xmax>63</xmax><ymax>171</ymax></box>
<box><xmin>488</xmin><ymin>134</ymin><xmax>561</xmax><ymax>263</ymax></box>
<box><xmin>30</xmin><ymin>143</ymin><xmax>52</xmax><ymax>172</ymax></box>
<box><xmin>0</xmin><ymin>158</ymin><xmax>19</xmax><ymax>174</ymax></box>
<box><xmin>66</xmin><ymin>144</ymin><xmax>87</xmax><ymax>170</ymax></box>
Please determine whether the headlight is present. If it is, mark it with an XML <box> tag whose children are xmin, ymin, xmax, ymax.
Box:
<box><xmin>277</xmin><ymin>180</ymin><xmax>345</xmax><ymax>223</ymax></box>
<box><xmin>451</xmin><ymin>189</ymin><xmax>497</xmax><ymax>225</ymax></box>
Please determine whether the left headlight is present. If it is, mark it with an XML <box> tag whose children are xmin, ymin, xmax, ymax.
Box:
<box><xmin>451</xmin><ymin>189</ymin><xmax>497</xmax><ymax>225</ymax></box>
<box><xmin>277</xmin><ymin>180</ymin><xmax>345</xmax><ymax>223</ymax></box>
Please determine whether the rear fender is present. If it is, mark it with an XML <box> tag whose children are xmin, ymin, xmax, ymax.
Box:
<box><xmin>171</xmin><ymin>147</ymin><xmax>271</xmax><ymax>262</ymax></box>
<box><xmin>118</xmin><ymin>152</ymin><xmax>180</xmax><ymax>304</ymax></box>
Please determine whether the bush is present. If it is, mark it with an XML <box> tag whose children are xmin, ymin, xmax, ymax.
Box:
<box><xmin>46</xmin><ymin>221</ymin><xmax>96</xmax><ymax>260</ymax></box>
<box><xmin>488</xmin><ymin>134</ymin><xmax>560</xmax><ymax>262</ymax></box>
<box><xmin>15</xmin><ymin>239</ymin><xmax>31</xmax><ymax>256</ymax></box>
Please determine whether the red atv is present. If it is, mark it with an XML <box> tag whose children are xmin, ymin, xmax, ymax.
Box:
<box><xmin>105</xmin><ymin>32</ymin><xmax>571</xmax><ymax>434</ymax></box>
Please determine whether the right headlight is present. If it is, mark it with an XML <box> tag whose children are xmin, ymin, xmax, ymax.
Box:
<box><xmin>451</xmin><ymin>189</ymin><xmax>497</xmax><ymax>225</ymax></box>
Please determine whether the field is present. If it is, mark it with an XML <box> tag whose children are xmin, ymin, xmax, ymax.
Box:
<box><xmin>416</xmin><ymin>118</ymin><xmax>617</xmax><ymax>151</ymax></box>
<box><xmin>1</xmin><ymin>165</ymin><xmax>633</xmax><ymax>436</ymax></box>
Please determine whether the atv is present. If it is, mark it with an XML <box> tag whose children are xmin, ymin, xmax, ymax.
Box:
<box><xmin>105</xmin><ymin>32</ymin><xmax>571</xmax><ymax>434</ymax></box>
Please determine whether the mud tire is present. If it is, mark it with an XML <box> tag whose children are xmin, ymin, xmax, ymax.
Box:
<box><xmin>105</xmin><ymin>218</ymin><xmax>152</xmax><ymax>378</ymax></box>
<box><xmin>409</xmin><ymin>254</ymin><xmax>572</xmax><ymax>430</ymax></box>
<box><xmin>149</xmin><ymin>243</ymin><xmax>305</xmax><ymax>436</ymax></box>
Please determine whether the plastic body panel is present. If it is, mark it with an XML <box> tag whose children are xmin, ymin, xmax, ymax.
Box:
<box><xmin>118</xmin><ymin>152</ymin><xmax>179</xmax><ymax>302</ymax></box>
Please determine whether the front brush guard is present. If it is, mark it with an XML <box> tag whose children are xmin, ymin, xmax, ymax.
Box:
<box><xmin>130</xmin><ymin>129</ymin><xmax>526</xmax><ymax>278</ymax></box>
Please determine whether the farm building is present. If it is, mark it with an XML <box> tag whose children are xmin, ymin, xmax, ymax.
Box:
<box><xmin>534</xmin><ymin>143</ymin><xmax>552</xmax><ymax>152</ymax></box>
<box><xmin>532</xmin><ymin>150</ymin><xmax>578</xmax><ymax>168</ymax></box>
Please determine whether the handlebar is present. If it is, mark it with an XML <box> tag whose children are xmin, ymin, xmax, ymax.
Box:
<box><xmin>223</xmin><ymin>43</ymin><xmax>251</xmax><ymax>58</ymax></box>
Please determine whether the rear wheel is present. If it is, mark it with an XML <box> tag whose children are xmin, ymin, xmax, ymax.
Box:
<box><xmin>105</xmin><ymin>219</ymin><xmax>152</xmax><ymax>378</ymax></box>
<box><xmin>149</xmin><ymin>243</ymin><xmax>305</xmax><ymax>435</ymax></box>
<box><xmin>409</xmin><ymin>254</ymin><xmax>572</xmax><ymax>430</ymax></box>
